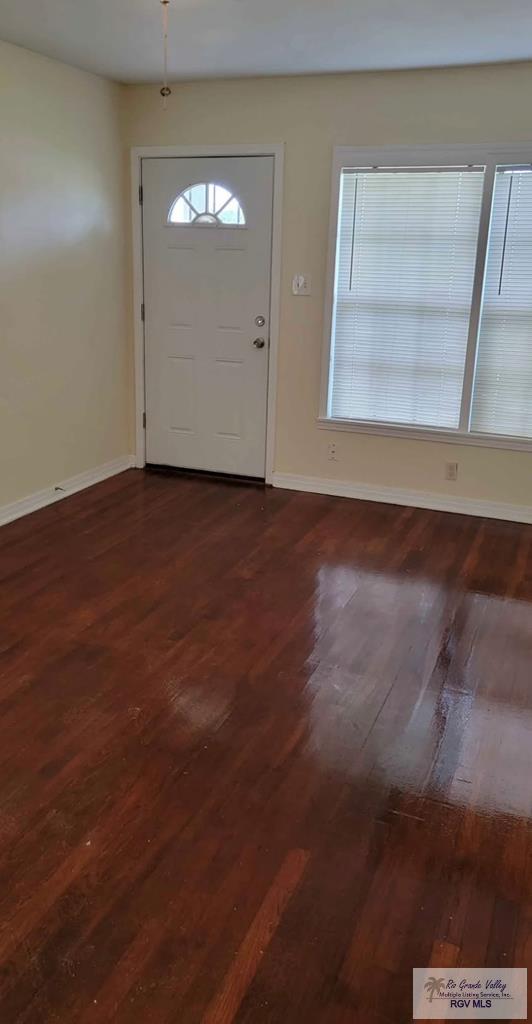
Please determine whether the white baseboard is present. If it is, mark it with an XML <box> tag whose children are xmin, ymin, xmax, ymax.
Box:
<box><xmin>271</xmin><ymin>472</ymin><xmax>532</xmax><ymax>525</ymax></box>
<box><xmin>0</xmin><ymin>455</ymin><xmax>136</xmax><ymax>528</ymax></box>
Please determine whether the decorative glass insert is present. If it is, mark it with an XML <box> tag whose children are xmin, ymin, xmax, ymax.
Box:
<box><xmin>168</xmin><ymin>183</ymin><xmax>246</xmax><ymax>226</ymax></box>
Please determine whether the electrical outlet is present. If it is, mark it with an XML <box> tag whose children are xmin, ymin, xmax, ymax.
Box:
<box><xmin>445</xmin><ymin>461</ymin><xmax>459</xmax><ymax>481</ymax></box>
<box><xmin>327</xmin><ymin>442</ymin><xmax>337</xmax><ymax>462</ymax></box>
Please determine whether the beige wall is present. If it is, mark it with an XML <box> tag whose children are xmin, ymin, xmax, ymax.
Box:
<box><xmin>3</xmin><ymin>53</ymin><xmax>531</xmax><ymax>515</ymax></box>
<box><xmin>0</xmin><ymin>41</ymin><xmax>130</xmax><ymax>508</ymax></box>
<box><xmin>122</xmin><ymin>65</ymin><xmax>532</xmax><ymax>512</ymax></box>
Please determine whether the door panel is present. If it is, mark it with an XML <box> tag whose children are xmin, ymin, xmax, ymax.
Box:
<box><xmin>142</xmin><ymin>155</ymin><xmax>274</xmax><ymax>477</ymax></box>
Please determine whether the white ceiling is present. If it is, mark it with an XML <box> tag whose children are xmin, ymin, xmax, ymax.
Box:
<box><xmin>1</xmin><ymin>0</ymin><xmax>532</xmax><ymax>84</ymax></box>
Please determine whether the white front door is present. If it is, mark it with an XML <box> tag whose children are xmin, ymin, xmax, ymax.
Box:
<box><xmin>142</xmin><ymin>155</ymin><xmax>274</xmax><ymax>477</ymax></box>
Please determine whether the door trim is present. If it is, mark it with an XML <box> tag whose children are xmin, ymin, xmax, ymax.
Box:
<box><xmin>130</xmin><ymin>144</ymin><xmax>285</xmax><ymax>483</ymax></box>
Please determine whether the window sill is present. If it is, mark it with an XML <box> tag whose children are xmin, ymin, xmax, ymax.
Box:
<box><xmin>316</xmin><ymin>417</ymin><xmax>532</xmax><ymax>453</ymax></box>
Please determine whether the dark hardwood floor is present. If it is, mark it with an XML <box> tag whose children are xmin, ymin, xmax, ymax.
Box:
<box><xmin>0</xmin><ymin>469</ymin><xmax>530</xmax><ymax>1023</ymax></box>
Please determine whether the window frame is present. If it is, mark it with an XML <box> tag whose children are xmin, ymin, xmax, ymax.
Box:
<box><xmin>319</xmin><ymin>143</ymin><xmax>532</xmax><ymax>452</ymax></box>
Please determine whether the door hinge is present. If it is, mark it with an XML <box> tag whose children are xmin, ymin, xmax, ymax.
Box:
<box><xmin>142</xmin><ymin>411</ymin><xmax>146</xmax><ymax>429</ymax></box>
<box><xmin>138</xmin><ymin>184</ymin><xmax>144</xmax><ymax>205</ymax></box>
<box><xmin>141</xmin><ymin>303</ymin><xmax>145</xmax><ymax>322</ymax></box>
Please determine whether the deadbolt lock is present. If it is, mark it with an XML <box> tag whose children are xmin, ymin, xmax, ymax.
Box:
<box><xmin>255</xmin><ymin>315</ymin><xmax>266</xmax><ymax>327</ymax></box>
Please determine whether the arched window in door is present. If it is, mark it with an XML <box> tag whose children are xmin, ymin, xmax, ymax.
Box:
<box><xmin>168</xmin><ymin>183</ymin><xmax>246</xmax><ymax>226</ymax></box>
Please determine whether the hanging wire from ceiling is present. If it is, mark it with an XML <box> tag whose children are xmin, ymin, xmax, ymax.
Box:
<box><xmin>160</xmin><ymin>0</ymin><xmax>172</xmax><ymax>108</ymax></box>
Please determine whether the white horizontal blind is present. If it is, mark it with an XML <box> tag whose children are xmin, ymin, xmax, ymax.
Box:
<box><xmin>329</xmin><ymin>168</ymin><xmax>485</xmax><ymax>428</ymax></box>
<box><xmin>471</xmin><ymin>168</ymin><xmax>532</xmax><ymax>438</ymax></box>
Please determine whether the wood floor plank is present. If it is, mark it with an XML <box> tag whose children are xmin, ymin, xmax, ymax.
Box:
<box><xmin>201</xmin><ymin>848</ymin><xmax>309</xmax><ymax>1024</ymax></box>
<box><xmin>0</xmin><ymin>468</ymin><xmax>530</xmax><ymax>1023</ymax></box>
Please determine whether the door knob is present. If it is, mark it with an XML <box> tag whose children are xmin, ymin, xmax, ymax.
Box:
<box><xmin>253</xmin><ymin>337</ymin><xmax>266</xmax><ymax>349</ymax></box>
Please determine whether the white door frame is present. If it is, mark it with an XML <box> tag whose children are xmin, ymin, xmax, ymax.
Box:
<box><xmin>130</xmin><ymin>144</ymin><xmax>284</xmax><ymax>482</ymax></box>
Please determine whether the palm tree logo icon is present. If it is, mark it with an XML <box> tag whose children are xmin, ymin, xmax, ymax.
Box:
<box><xmin>424</xmin><ymin>977</ymin><xmax>445</xmax><ymax>1002</ymax></box>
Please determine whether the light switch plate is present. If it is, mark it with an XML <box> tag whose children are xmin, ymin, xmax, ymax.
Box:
<box><xmin>292</xmin><ymin>273</ymin><xmax>312</xmax><ymax>296</ymax></box>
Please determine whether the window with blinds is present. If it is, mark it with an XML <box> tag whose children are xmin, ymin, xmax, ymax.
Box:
<box><xmin>329</xmin><ymin>168</ymin><xmax>484</xmax><ymax>428</ymax></box>
<box><xmin>324</xmin><ymin>153</ymin><xmax>532</xmax><ymax>445</ymax></box>
<box><xmin>471</xmin><ymin>168</ymin><xmax>532</xmax><ymax>438</ymax></box>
